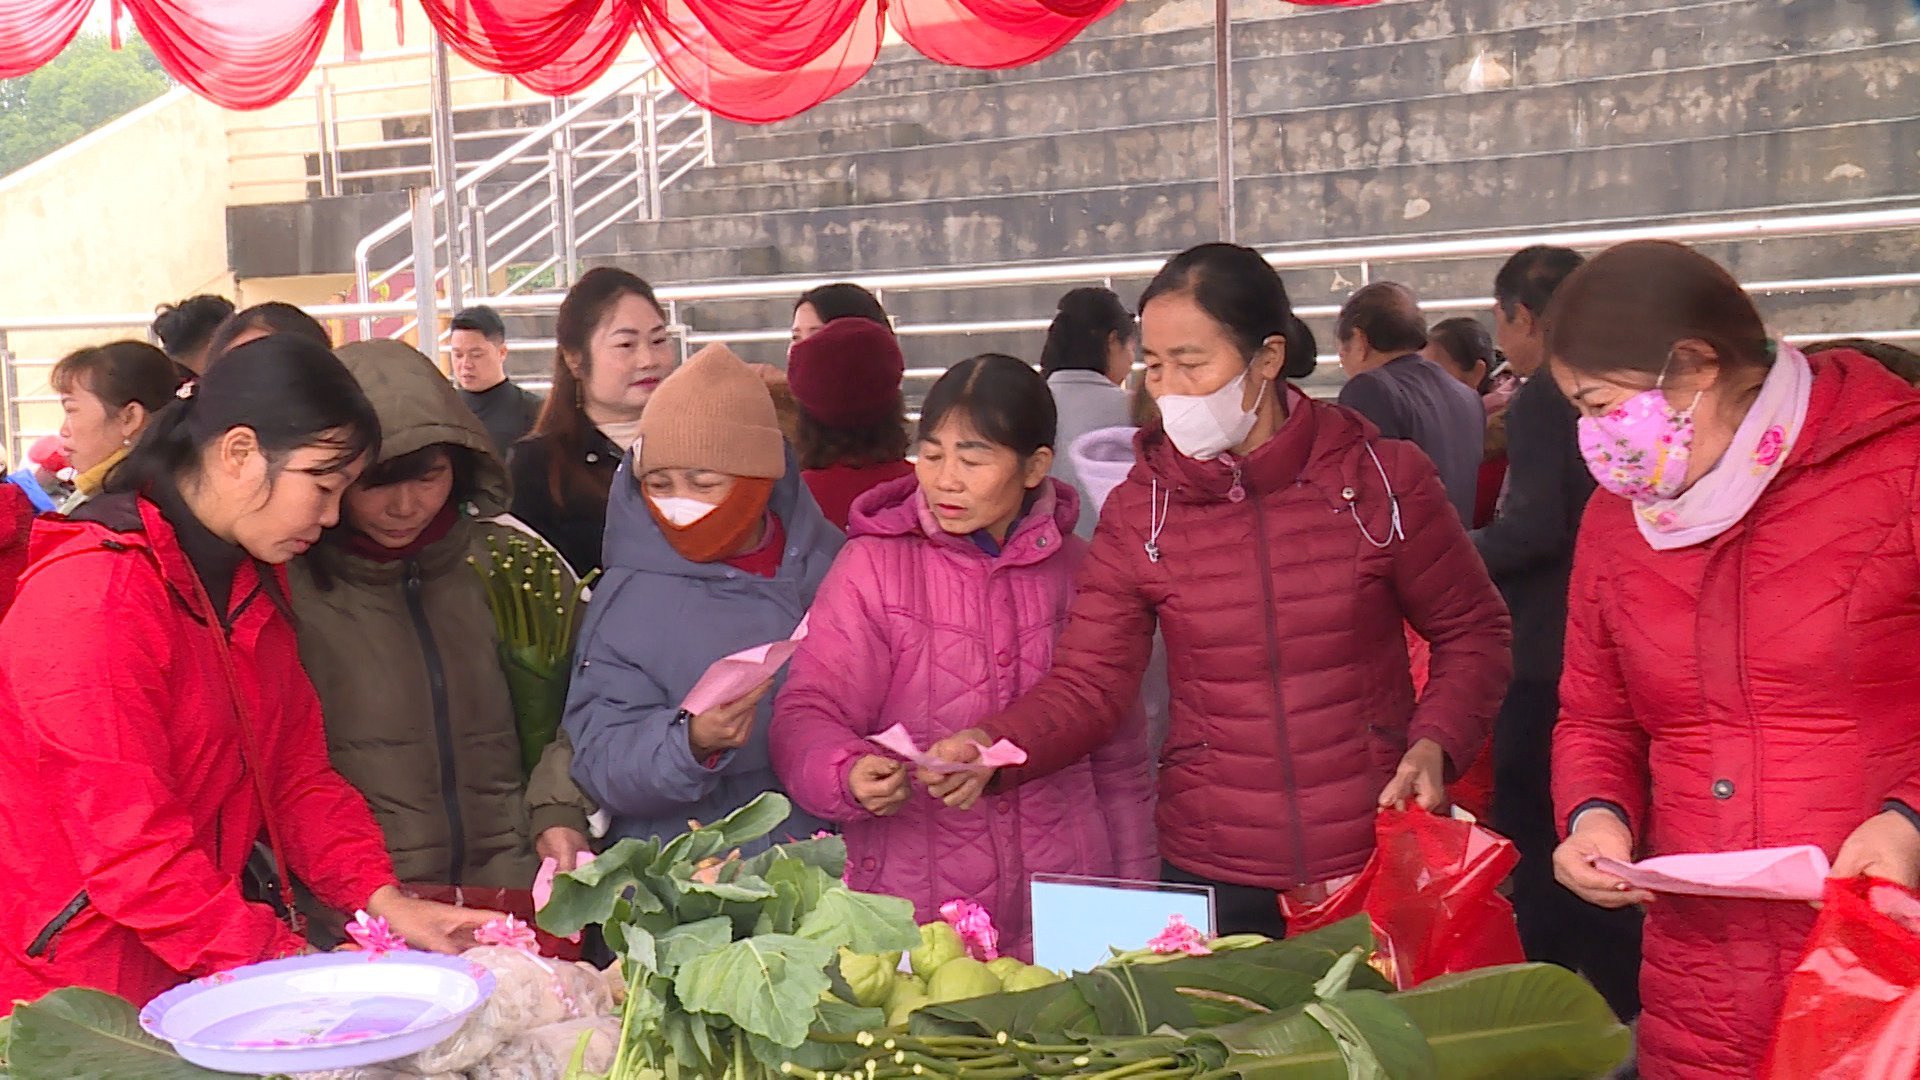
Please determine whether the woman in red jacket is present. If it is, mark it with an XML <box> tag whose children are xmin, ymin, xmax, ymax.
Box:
<box><xmin>923</xmin><ymin>243</ymin><xmax>1512</xmax><ymax>934</ymax></box>
<box><xmin>0</xmin><ymin>336</ymin><xmax>496</xmax><ymax>1014</ymax></box>
<box><xmin>1546</xmin><ymin>241</ymin><xmax>1920</xmax><ymax>1079</ymax></box>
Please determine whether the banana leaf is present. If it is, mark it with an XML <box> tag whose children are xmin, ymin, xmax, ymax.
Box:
<box><xmin>4</xmin><ymin>989</ymin><xmax>234</xmax><ymax>1080</ymax></box>
<box><xmin>500</xmin><ymin>642</ymin><xmax>568</xmax><ymax>776</ymax></box>
<box><xmin>914</xmin><ymin>916</ymin><xmax>1387</xmax><ymax>1041</ymax></box>
<box><xmin>1184</xmin><ymin>962</ymin><xmax>1631</xmax><ymax>1079</ymax></box>
<box><xmin>1394</xmin><ymin>964</ymin><xmax>1632</xmax><ymax>1079</ymax></box>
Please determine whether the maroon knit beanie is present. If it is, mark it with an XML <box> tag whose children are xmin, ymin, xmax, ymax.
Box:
<box><xmin>785</xmin><ymin>317</ymin><xmax>905</xmax><ymax>429</ymax></box>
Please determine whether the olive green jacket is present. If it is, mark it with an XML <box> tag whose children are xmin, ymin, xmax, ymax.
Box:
<box><xmin>290</xmin><ymin>340</ymin><xmax>591</xmax><ymax>888</ymax></box>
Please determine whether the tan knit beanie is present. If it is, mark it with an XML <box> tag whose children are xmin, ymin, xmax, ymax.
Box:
<box><xmin>636</xmin><ymin>343</ymin><xmax>787</xmax><ymax>479</ymax></box>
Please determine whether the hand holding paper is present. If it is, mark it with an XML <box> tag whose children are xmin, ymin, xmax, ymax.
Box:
<box><xmin>868</xmin><ymin>723</ymin><xmax>1027</xmax><ymax>775</ymax></box>
<box><xmin>1591</xmin><ymin>845</ymin><xmax>1832</xmax><ymax>903</ymax></box>
<box><xmin>680</xmin><ymin>616</ymin><xmax>809</xmax><ymax>716</ymax></box>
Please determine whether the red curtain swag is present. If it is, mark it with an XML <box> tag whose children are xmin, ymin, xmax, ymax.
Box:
<box><xmin>1</xmin><ymin>0</ymin><xmax>1373</xmax><ymax>120</ymax></box>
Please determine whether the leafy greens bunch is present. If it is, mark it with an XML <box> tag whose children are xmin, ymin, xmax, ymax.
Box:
<box><xmin>535</xmin><ymin>794</ymin><xmax>920</xmax><ymax>1080</ymax></box>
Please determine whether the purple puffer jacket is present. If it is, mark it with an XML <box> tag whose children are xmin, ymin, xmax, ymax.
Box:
<box><xmin>771</xmin><ymin>475</ymin><xmax>1157</xmax><ymax>959</ymax></box>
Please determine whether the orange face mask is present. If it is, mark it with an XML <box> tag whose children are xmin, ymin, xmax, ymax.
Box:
<box><xmin>644</xmin><ymin>476</ymin><xmax>775</xmax><ymax>563</ymax></box>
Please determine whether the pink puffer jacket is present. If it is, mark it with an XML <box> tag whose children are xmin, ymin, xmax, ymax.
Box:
<box><xmin>771</xmin><ymin>476</ymin><xmax>1157</xmax><ymax>959</ymax></box>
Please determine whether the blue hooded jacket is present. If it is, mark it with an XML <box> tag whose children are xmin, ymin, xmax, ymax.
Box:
<box><xmin>563</xmin><ymin>448</ymin><xmax>842</xmax><ymax>850</ymax></box>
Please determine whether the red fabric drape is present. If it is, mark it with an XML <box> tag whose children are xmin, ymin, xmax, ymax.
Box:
<box><xmin>890</xmin><ymin>0</ymin><xmax>1123</xmax><ymax>70</ymax></box>
<box><xmin>123</xmin><ymin>0</ymin><xmax>339</xmax><ymax>110</ymax></box>
<box><xmin>1</xmin><ymin>0</ymin><xmax>1377</xmax><ymax>119</ymax></box>
<box><xmin>0</xmin><ymin>0</ymin><xmax>94</xmax><ymax>80</ymax></box>
<box><xmin>1</xmin><ymin>0</ymin><xmax>336</xmax><ymax>109</ymax></box>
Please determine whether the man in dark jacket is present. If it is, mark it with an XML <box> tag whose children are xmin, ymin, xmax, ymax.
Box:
<box><xmin>1334</xmin><ymin>283</ymin><xmax>1485</xmax><ymax>522</ymax></box>
<box><xmin>1474</xmin><ymin>245</ymin><xmax>1641</xmax><ymax>1021</ymax></box>
<box><xmin>451</xmin><ymin>305</ymin><xmax>543</xmax><ymax>455</ymax></box>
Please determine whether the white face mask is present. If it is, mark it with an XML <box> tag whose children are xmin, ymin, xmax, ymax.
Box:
<box><xmin>648</xmin><ymin>495</ymin><xmax>718</xmax><ymax>528</ymax></box>
<box><xmin>1158</xmin><ymin>371</ymin><xmax>1267</xmax><ymax>461</ymax></box>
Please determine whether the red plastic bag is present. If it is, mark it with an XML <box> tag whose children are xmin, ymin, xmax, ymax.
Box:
<box><xmin>400</xmin><ymin>883</ymin><xmax>584</xmax><ymax>962</ymax></box>
<box><xmin>1763</xmin><ymin>877</ymin><xmax>1920</xmax><ymax>1080</ymax></box>
<box><xmin>1281</xmin><ymin>807</ymin><xmax>1524</xmax><ymax>988</ymax></box>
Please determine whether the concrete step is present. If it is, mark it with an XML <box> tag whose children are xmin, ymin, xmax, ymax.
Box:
<box><xmin>607</xmin><ymin>117</ymin><xmax>1918</xmax><ymax>277</ymax></box>
<box><xmin>719</xmin><ymin>0</ymin><xmax>1903</xmax><ymax>153</ymax></box>
<box><xmin>803</xmin><ymin>0</ymin><xmax>1703</xmax><ymax>108</ymax></box>
<box><xmin>665</xmin><ymin>41</ymin><xmax>1918</xmax><ymax>219</ymax></box>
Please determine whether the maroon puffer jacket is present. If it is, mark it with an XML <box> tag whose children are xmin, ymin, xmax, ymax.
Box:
<box><xmin>0</xmin><ymin>483</ymin><xmax>30</xmax><ymax>618</ymax></box>
<box><xmin>1554</xmin><ymin>350</ymin><xmax>1920</xmax><ymax>1080</ymax></box>
<box><xmin>982</xmin><ymin>390</ymin><xmax>1511</xmax><ymax>890</ymax></box>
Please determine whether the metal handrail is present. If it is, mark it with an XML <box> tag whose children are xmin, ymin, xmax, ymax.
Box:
<box><xmin>349</xmin><ymin>50</ymin><xmax>722</xmax><ymax>349</ymax></box>
<box><xmin>351</xmin><ymin>60</ymin><xmax>662</xmax><ymax>324</ymax></box>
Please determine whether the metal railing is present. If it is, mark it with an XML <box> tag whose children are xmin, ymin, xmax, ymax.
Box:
<box><xmin>228</xmin><ymin>47</ymin><xmax>664</xmax><ymax>198</ymax></box>
<box><xmin>350</xmin><ymin>58</ymin><xmax>713</xmax><ymax>344</ymax></box>
<box><xmin>6</xmin><ymin>205</ymin><xmax>1917</xmax><ymax>463</ymax></box>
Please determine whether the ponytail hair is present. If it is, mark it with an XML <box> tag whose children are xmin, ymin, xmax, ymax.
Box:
<box><xmin>108</xmin><ymin>335</ymin><xmax>380</xmax><ymax>496</ymax></box>
<box><xmin>1282</xmin><ymin>315</ymin><xmax>1319</xmax><ymax>380</ymax></box>
<box><xmin>1040</xmin><ymin>287</ymin><xmax>1135</xmax><ymax>378</ymax></box>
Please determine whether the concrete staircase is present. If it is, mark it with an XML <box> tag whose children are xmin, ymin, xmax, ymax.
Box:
<box><xmin>570</xmin><ymin>0</ymin><xmax>1918</xmax><ymax>382</ymax></box>
<box><xmin>221</xmin><ymin>0</ymin><xmax>1920</xmax><ymax>393</ymax></box>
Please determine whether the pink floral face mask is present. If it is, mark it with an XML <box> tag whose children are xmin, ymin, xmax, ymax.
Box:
<box><xmin>1576</xmin><ymin>360</ymin><xmax>1704</xmax><ymax>502</ymax></box>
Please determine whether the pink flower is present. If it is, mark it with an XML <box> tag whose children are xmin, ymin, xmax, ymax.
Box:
<box><xmin>344</xmin><ymin>911</ymin><xmax>408</xmax><ymax>958</ymax></box>
<box><xmin>939</xmin><ymin>898</ymin><xmax>1000</xmax><ymax>962</ymax></box>
<box><xmin>475</xmin><ymin>915</ymin><xmax>541</xmax><ymax>954</ymax></box>
<box><xmin>1147</xmin><ymin>914</ymin><xmax>1213</xmax><ymax>956</ymax></box>
<box><xmin>1754</xmin><ymin>425</ymin><xmax>1786</xmax><ymax>467</ymax></box>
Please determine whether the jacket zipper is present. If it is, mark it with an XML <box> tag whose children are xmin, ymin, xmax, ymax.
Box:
<box><xmin>1245</xmin><ymin>468</ymin><xmax>1310</xmax><ymax>886</ymax></box>
<box><xmin>405</xmin><ymin>562</ymin><xmax>466</xmax><ymax>884</ymax></box>
<box><xmin>26</xmin><ymin>892</ymin><xmax>90</xmax><ymax>960</ymax></box>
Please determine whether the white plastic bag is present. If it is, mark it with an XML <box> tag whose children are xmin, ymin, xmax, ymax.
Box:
<box><xmin>469</xmin><ymin>1016</ymin><xmax>622</xmax><ymax>1080</ymax></box>
<box><xmin>401</xmin><ymin>946</ymin><xmax>617</xmax><ymax>1073</ymax></box>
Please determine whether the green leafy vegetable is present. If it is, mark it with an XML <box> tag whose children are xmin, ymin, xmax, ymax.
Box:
<box><xmin>795</xmin><ymin>888</ymin><xmax>920</xmax><ymax>956</ymax></box>
<box><xmin>676</xmin><ymin>934</ymin><xmax>836</xmax><ymax>1047</ymax></box>
<box><xmin>471</xmin><ymin>532</ymin><xmax>597</xmax><ymax>775</ymax></box>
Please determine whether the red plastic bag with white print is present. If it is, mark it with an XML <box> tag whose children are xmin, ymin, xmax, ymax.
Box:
<box><xmin>1763</xmin><ymin>876</ymin><xmax>1920</xmax><ymax>1080</ymax></box>
<box><xmin>1281</xmin><ymin>807</ymin><xmax>1524</xmax><ymax>988</ymax></box>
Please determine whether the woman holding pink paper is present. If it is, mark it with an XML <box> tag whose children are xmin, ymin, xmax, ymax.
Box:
<box><xmin>771</xmin><ymin>355</ymin><xmax>1157</xmax><ymax>960</ymax></box>
<box><xmin>1543</xmin><ymin>242</ymin><xmax>1920</xmax><ymax>1080</ymax></box>
<box><xmin>562</xmin><ymin>346</ymin><xmax>840</xmax><ymax>853</ymax></box>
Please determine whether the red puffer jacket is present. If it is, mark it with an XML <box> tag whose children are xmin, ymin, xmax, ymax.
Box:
<box><xmin>0</xmin><ymin>482</ymin><xmax>31</xmax><ymax>617</ymax></box>
<box><xmin>0</xmin><ymin>494</ymin><xmax>397</xmax><ymax>1013</ymax></box>
<box><xmin>1554</xmin><ymin>351</ymin><xmax>1920</xmax><ymax>1080</ymax></box>
<box><xmin>982</xmin><ymin>390</ymin><xmax>1512</xmax><ymax>890</ymax></box>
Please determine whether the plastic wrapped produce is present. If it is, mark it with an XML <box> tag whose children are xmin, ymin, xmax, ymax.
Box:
<box><xmin>469</xmin><ymin>1017</ymin><xmax>623</xmax><ymax>1080</ymax></box>
<box><xmin>401</xmin><ymin>945</ymin><xmax>617</xmax><ymax>1073</ymax></box>
<box><xmin>286</xmin><ymin>1060</ymin><xmax>462</xmax><ymax>1068</ymax></box>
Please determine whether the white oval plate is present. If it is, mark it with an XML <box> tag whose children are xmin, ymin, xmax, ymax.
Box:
<box><xmin>140</xmin><ymin>951</ymin><xmax>494</xmax><ymax>1074</ymax></box>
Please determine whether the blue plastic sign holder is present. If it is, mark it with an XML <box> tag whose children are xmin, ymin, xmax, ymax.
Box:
<box><xmin>1029</xmin><ymin>873</ymin><xmax>1217</xmax><ymax>974</ymax></box>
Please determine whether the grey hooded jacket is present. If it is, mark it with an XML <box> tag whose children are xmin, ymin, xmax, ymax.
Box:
<box><xmin>562</xmin><ymin>449</ymin><xmax>841</xmax><ymax>850</ymax></box>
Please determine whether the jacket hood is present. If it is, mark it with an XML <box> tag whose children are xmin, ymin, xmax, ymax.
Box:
<box><xmin>847</xmin><ymin>473</ymin><xmax>1079</xmax><ymax>561</ymax></box>
<box><xmin>603</xmin><ymin>443</ymin><xmax>839</xmax><ymax>581</ymax></box>
<box><xmin>1789</xmin><ymin>349</ymin><xmax>1920</xmax><ymax>474</ymax></box>
<box><xmin>334</xmin><ymin>340</ymin><xmax>509</xmax><ymax>517</ymax></box>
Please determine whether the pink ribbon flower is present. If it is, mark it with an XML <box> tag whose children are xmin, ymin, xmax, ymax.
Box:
<box><xmin>475</xmin><ymin>915</ymin><xmax>541</xmax><ymax>954</ymax></box>
<box><xmin>1147</xmin><ymin>914</ymin><xmax>1213</xmax><ymax>956</ymax></box>
<box><xmin>345</xmin><ymin>911</ymin><xmax>409</xmax><ymax>958</ymax></box>
<box><xmin>940</xmin><ymin>898</ymin><xmax>1000</xmax><ymax>962</ymax></box>
<box><xmin>1754</xmin><ymin>425</ymin><xmax>1787</xmax><ymax>467</ymax></box>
